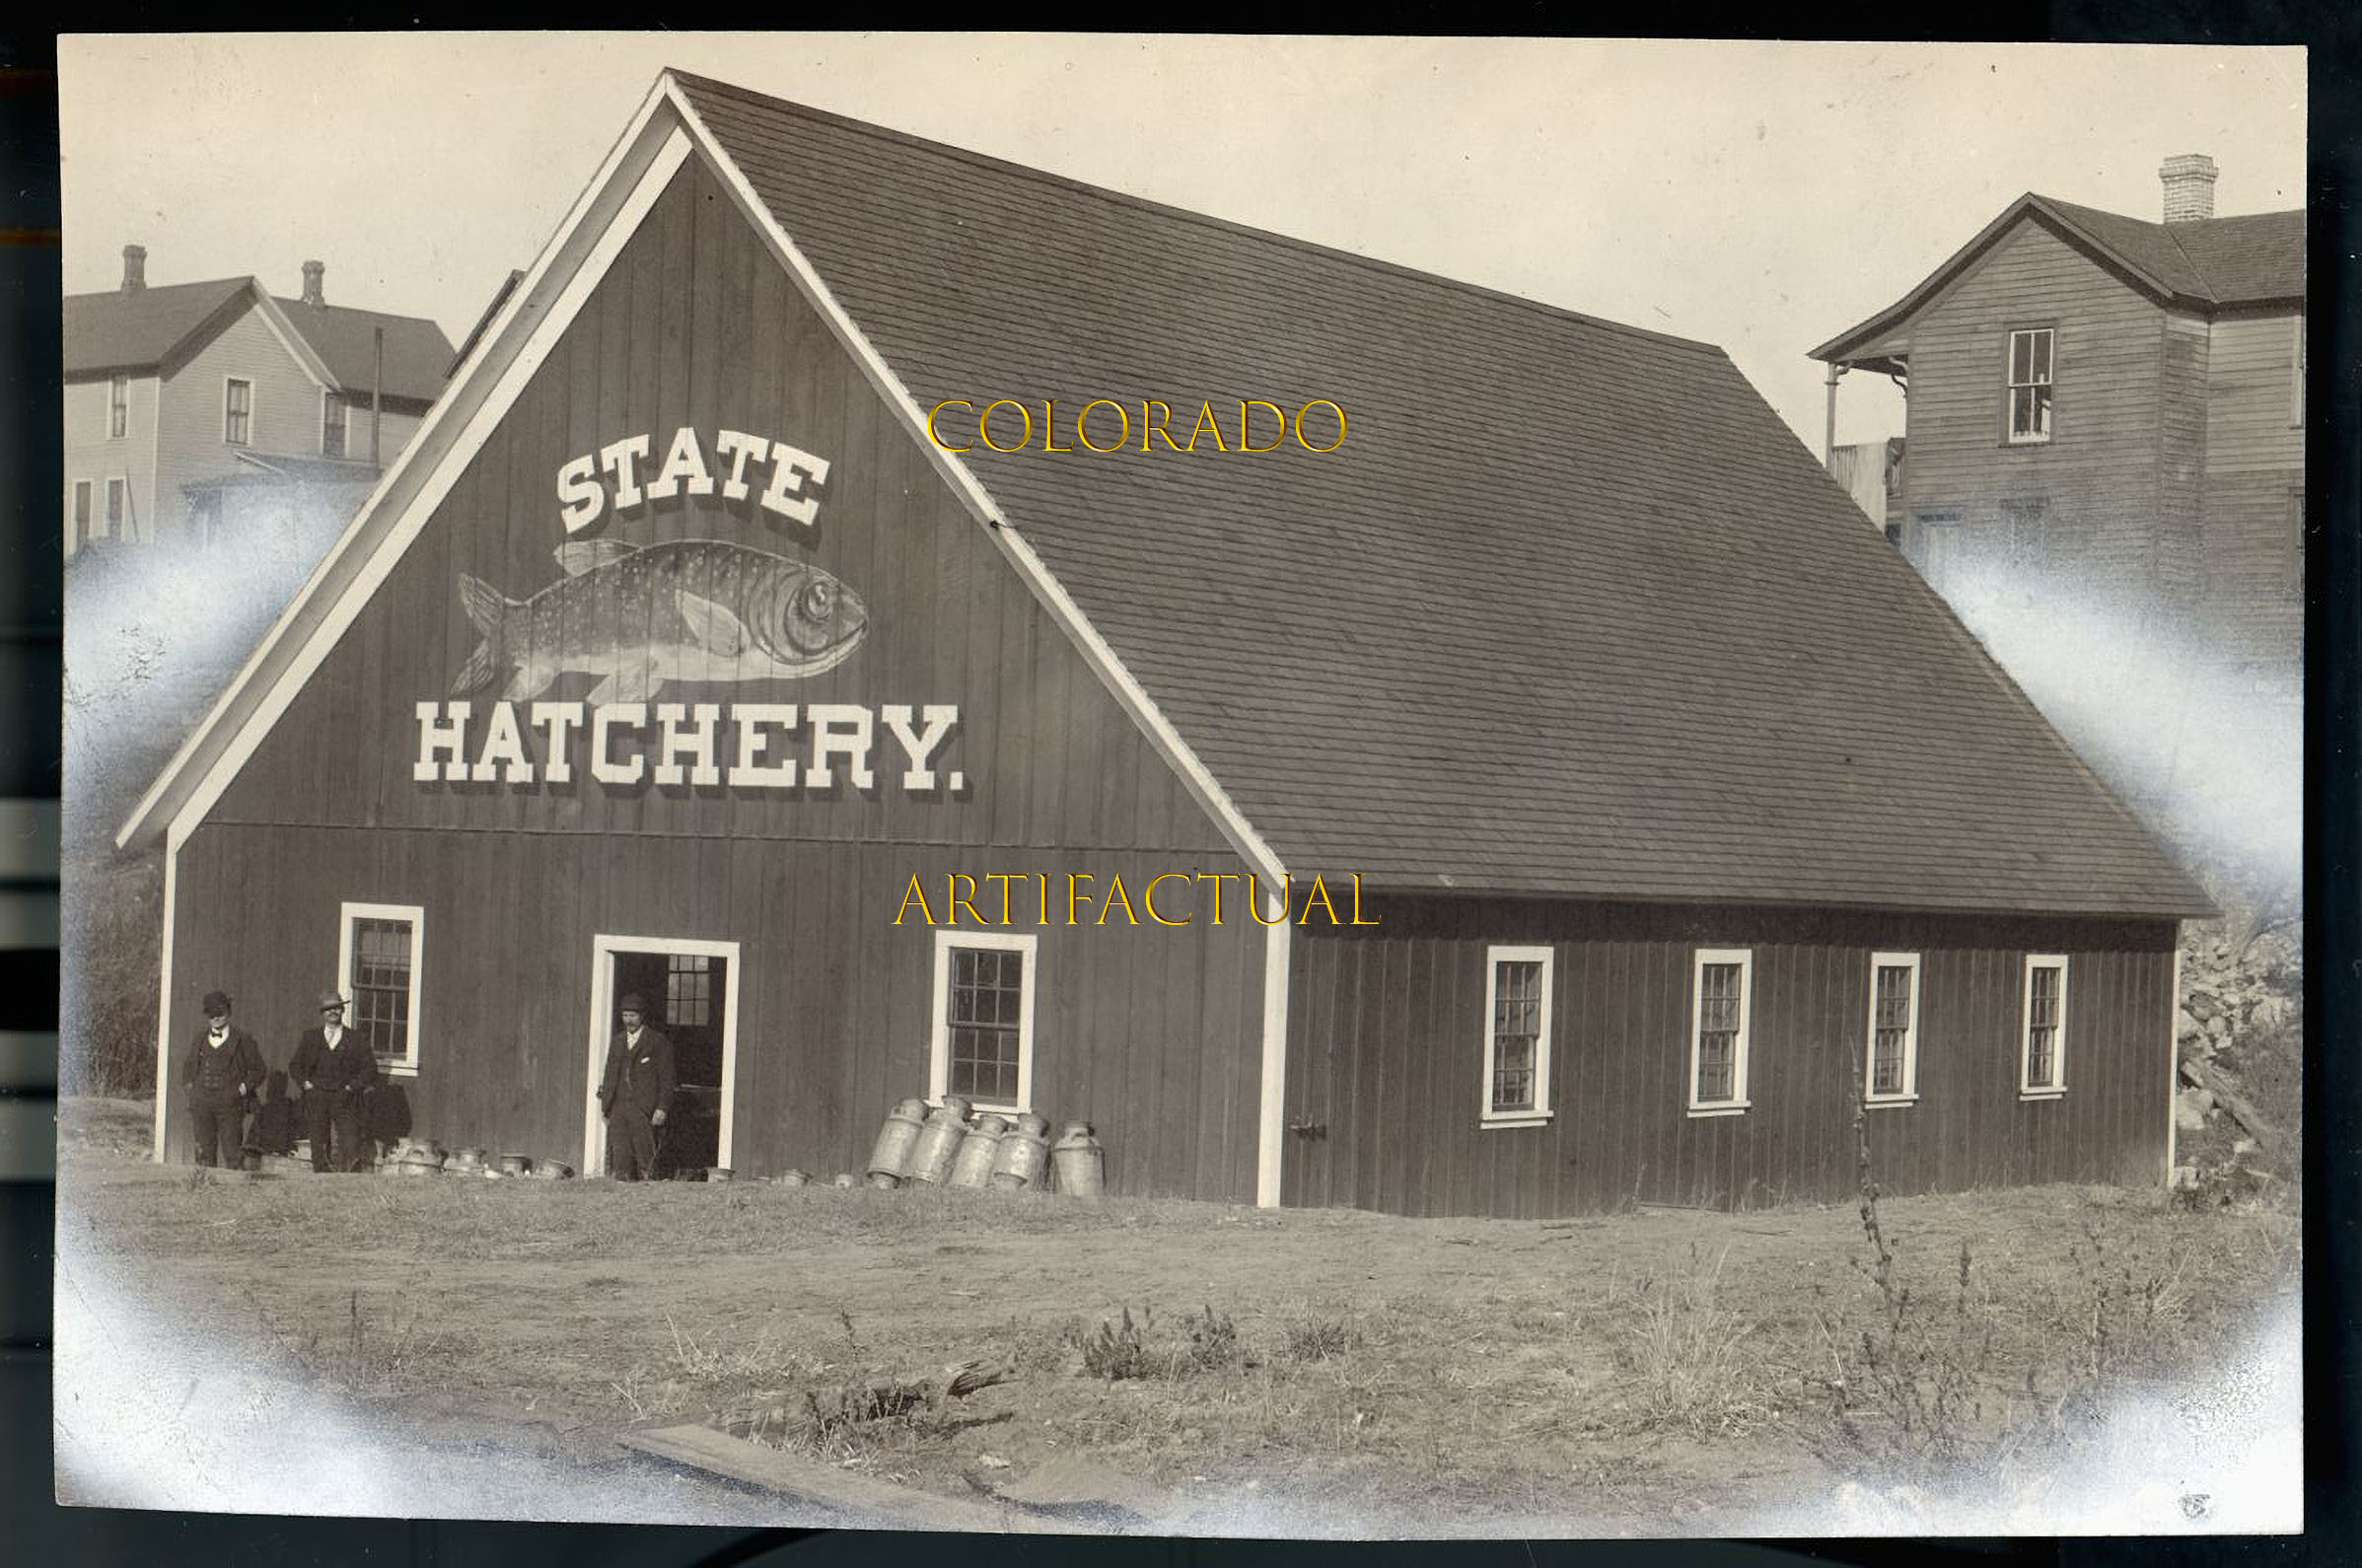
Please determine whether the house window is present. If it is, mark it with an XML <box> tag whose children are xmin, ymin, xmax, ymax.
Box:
<box><xmin>1864</xmin><ymin>952</ymin><xmax>1921</xmax><ymax>1105</ymax></box>
<box><xmin>929</xmin><ymin>929</ymin><xmax>1036</xmax><ymax>1112</ymax></box>
<box><xmin>71</xmin><ymin>482</ymin><xmax>92</xmax><ymax>549</ymax></box>
<box><xmin>105</xmin><ymin>478</ymin><xmax>126</xmax><ymax>538</ymax></box>
<box><xmin>1688</xmin><ymin>948</ymin><xmax>1753</xmax><ymax>1115</ymax></box>
<box><xmin>1480</xmin><ymin>945</ymin><xmax>1554</xmax><ymax>1126</ymax></box>
<box><xmin>2020</xmin><ymin>955</ymin><xmax>2067</xmax><ymax>1099</ymax></box>
<box><xmin>666</xmin><ymin>953</ymin><xmax>712</xmax><ymax>1028</ymax></box>
<box><xmin>224</xmin><ymin>378</ymin><xmax>252</xmax><ymax>446</ymax></box>
<box><xmin>2006</xmin><ymin>328</ymin><xmax>2053</xmax><ymax>444</ymax></box>
<box><xmin>322</xmin><ymin>392</ymin><xmax>347</xmax><ymax>458</ymax></box>
<box><xmin>339</xmin><ymin>901</ymin><xmax>424</xmax><ymax>1075</ymax></box>
<box><xmin>108</xmin><ymin>375</ymin><xmax>128</xmax><ymax>439</ymax></box>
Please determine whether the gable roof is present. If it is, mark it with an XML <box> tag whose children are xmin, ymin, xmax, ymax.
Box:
<box><xmin>269</xmin><ymin>298</ymin><xmax>457</xmax><ymax>403</ymax></box>
<box><xmin>1814</xmin><ymin>192</ymin><xmax>2305</xmax><ymax>365</ymax></box>
<box><xmin>120</xmin><ymin>70</ymin><xmax>2207</xmax><ymax>921</ymax></box>
<box><xmin>63</xmin><ymin>276</ymin><xmax>251</xmax><ymax>376</ymax></box>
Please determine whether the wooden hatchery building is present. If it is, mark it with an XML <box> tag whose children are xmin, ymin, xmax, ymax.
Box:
<box><xmin>119</xmin><ymin>70</ymin><xmax>2207</xmax><ymax>1215</ymax></box>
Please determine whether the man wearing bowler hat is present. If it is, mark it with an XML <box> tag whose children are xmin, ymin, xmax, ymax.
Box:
<box><xmin>291</xmin><ymin>989</ymin><xmax>381</xmax><ymax>1172</ymax></box>
<box><xmin>179</xmin><ymin>990</ymin><xmax>264</xmax><ymax>1168</ymax></box>
<box><xmin>597</xmin><ymin>992</ymin><xmax>676</xmax><ymax>1180</ymax></box>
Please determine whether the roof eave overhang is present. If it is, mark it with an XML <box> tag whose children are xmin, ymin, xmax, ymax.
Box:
<box><xmin>1811</xmin><ymin>195</ymin><xmax>2188</xmax><ymax>366</ymax></box>
<box><xmin>1333</xmin><ymin>876</ymin><xmax>2214</xmax><ymax>923</ymax></box>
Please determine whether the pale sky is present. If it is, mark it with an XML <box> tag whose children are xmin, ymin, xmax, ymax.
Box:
<box><xmin>58</xmin><ymin>34</ymin><xmax>2306</xmax><ymax>452</ymax></box>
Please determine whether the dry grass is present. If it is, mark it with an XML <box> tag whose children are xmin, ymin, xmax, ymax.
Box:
<box><xmin>57</xmin><ymin>1096</ymin><xmax>2302</xmax><ymax>1532</ymax></box>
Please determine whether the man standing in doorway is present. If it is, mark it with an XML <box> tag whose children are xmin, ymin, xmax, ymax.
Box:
<box><xmin>180</xmin><ymin>990</ymin><xmax>264</xmax><ymax>1168</ymax></box>
<box><xmin>291</xmin><ymin>989</ymin><xmax>381</xmax><ymax>1172</ymax></box>
<box><xmin>598</xmin><ymin>992</ymin><xmax>676</xmax><ymax>1180</ymax></box>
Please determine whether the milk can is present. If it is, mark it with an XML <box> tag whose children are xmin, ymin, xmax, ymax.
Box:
<box><xmin>906</xmin><ymin>1102</ymin><xmax>970</xmax><ymax>1185</ymax></box>
<box><xmin>830</xmin><ymin>1172</ymin><xmax>857</xmax><ymax>1188</ymax></box>
<box><xmin>939</xmin><ymin>1095</ymin><xmax>974</xmax><ymax>1122</ymax></box>
<box><xmin>865</xmin><ymin>1098</ymin><xmax>930</xmax><ymax>1186</ymax></box>
<box><xmin>989</xmin><ymin>1120</ymin><xmax>1051</xmax><ymax>1190</ymax></box>
<box><xmin>1049</xmin><ymin>1122</ymin><xmax>1105</xmax><ymax>1197</ymax></box>
<box><xmin>949</xmin><ymin>1115</ymin><xmax>1009</xmax><ymax>1188</ymax></box>
<box><xmin>777</xmin><ymin>1169</ymin><xmax>812</xmax><ymax>1186</ymax></box>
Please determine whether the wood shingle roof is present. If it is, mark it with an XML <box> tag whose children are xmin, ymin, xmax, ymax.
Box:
<box><xmin>676</xmin><ymin>73</ymin><xmax>2204</xmax><ymax>918</ymax></box>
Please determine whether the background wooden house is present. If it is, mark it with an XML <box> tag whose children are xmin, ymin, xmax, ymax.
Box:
<box><xmin>1812</xmin><ymin>157</ymin><xmax>2304</xmax><ymax>679</ymax></box>
<box><xmin>63</xmin><ymin>249</ymin><xmax>455</xmax><ymax>558</ymax></box>
<box><xmin>118</xmin><ymin>70</ymin><xmax>2206</xmax><ymax>1215</ymax></box>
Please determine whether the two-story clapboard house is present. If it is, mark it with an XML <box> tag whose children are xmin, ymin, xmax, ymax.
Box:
<box><xmin>63</xmin><ymin>246</ymin><xmax>457</xmax><ymax>559</ymax></box>
<box><xmin>1812</xmin><ymin>156</ymin><xmax>2304</xmax><ymax>677</ymax></box>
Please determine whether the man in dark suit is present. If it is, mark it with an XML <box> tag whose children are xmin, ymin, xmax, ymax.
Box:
<box><xmin>180</xmin><ymin>989</ymin><xmax>265</xmax><ymax>1168</ymax></box>
<box><xmin>597</xmin><ymin>992</ymin><xmax>676</xmax><ymax>1180</ymax></box>
<box><xmin>290</xmin><ymin>989</ymin><xmax>381</xmax><ymax>1172</ymax></box>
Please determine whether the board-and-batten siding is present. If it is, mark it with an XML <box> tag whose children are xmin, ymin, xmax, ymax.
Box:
<box><xmin>169</xmin><ymin>152</ymin><xmax>1264</xmax><ymax>1199</ymax></box>
<box><xmin>1281</xmin><ymin>897</ymin><xmax>2175</xmax><ymax>1217</ymax></box>
<box><xmin>154</xmin><ymin>305</ymin><xmax>325</xmax><ymax>533</ymax></box>
<box><xmin>166</xmin><ymin>824</ymin><xmax>1266</xmax><ymax>1198</ymax></box>
<box><xmin>1898</xmin><ymin>219</ymin><xmax>2164</xmax><ymax>602</ymax></box>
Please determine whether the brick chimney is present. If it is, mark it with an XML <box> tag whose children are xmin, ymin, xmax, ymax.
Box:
<box><xmin>120</xmin><ymin>244</ymin><xmax>146</xmax><ymax>293</ymax></box>
<box><xmin>2160</xmin><ymin>154</ymin><xmax>2218</xmax><ymax>223</ymax></box>
<box><xmin>301</xmin><ymin>258</ymin><xmax>326</xmax><ymax>307</ymax></box>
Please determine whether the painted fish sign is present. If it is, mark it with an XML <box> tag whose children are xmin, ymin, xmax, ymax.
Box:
<box><xmin>412</xmin><ymin>436</ymin><xmax>966</xmax><ymax>798</ymax></box>
<box><xmin>454</xmin><ymin>538</ymin><xmax>869</xmax><ymax>705</ymax></box>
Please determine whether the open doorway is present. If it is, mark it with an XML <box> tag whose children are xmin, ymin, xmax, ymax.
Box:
<box><xmin>582</xmin><ymin>935</ymin><xmax>740</xmax><ymax>1177</ymax></box>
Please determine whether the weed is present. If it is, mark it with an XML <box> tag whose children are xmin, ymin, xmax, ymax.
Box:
<box><xmin>1282</xmin><ymin>1313</ymin><xmax>1358</xmax><ymax>1363</ymax></box>
<box><xmin>1074</xmin><ymin>1305</ymin><xmax>1159</xmax><ymax>1381</ymax></box>
<box><xmin>1069</xmin><ymin>1303</ymin><xmax>1241</xmax><ymax>1381</ymax></box>
<box><xmin>1623</xmin><ymin>1242</ymin><xmax>1762</xmax><ymax>1434</ymax></box>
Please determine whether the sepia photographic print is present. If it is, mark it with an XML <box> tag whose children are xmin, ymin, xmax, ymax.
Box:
<box><xmin>53</xmin><ymin>33</ymin><xmax>2305</xmax><ymax>1537</ymax></box>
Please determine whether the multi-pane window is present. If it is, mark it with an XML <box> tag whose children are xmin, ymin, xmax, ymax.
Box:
<box><xmin>1481</xmin><ymin>946</ymin><xmax>1553</xmax><ymax>1125</ymax></box>
<box><xmin>1864</xmin><ymin>953</ymin><xmax>1921</xmax><ymax>1104</ymax></box>
<box><xmin>931</xmin><ymin>931</ymin><xmax>1036</xmax><ymax>1110</ymax></box>
<box><xmin>340</xmin><ymin>902</ymin><xmax>424</xmax><ymax>1074</ymax></box>
<box><xmin>105</xmin><ymin>478</ymin><xmax>126</xmax><ymax>537</ymax></box>
<box><xmin>2006</xmin><ymin>328</ymin><xmax>2054</xmax><ymax>444</ymax></box>
<box><xmin>108</xmin><ymin>375</ymin><xmax>128</xmax><ymax>439</ymax></box>
<box><xmin>322</xmin><ymin>392</ymin><xmax>347</xmax><ymax>458</ymax></box>
<box><xmin>1689</xmin><ymin>949</ymin><xmax>1753</xmax><ymax>1113</ymax></box>
<box><xmin>666</xmin><ymin>953</ymin><xmax>712</xmax><ymax>1027</ymax></box>
<box><xmin>224</xmin><ymin>378</ymin><xmax>252</xmax><ymax>446</ymax></box>
<box><xmin>2022</xmin><ymin>956</ymin><xmax>2067</xmax><ymax>1097</ymax></box>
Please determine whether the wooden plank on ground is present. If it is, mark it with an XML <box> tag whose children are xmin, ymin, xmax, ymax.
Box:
<box><xmin>615</xmin><ymin>1424</ymin><xmax>1054</xmax><ymax>1533</ymax></box>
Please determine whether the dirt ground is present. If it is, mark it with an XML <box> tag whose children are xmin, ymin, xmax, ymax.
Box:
<box><xmin>51</xmin><ymin>1097</ymin><xmax>2302</xmax><ymax>1536</ymax></box>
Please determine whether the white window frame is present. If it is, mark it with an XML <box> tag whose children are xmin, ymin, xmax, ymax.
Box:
<box><xmin>1687</xmin><ymin>948</ymin><xmax>1754</xmax><ymax>1116</ymax></box>
<box><xmin>929</xmin><ymin>928</ymin><xmax>1038</xmax><ymax>1115</ymax></box>
<box><xmin>1863</xmin><ymin>951</ymin><xmax>1922</xmax><ymax>1106</ymax></box>
<box><xmin>322</xmin><ymin>389</ymin><xmax>347</xmax><ymax>458</ymax></box>
<box><xmin>2005</xmin><ymin>326</ymin><xmax>2054</xmax><ymax>446</ymax></box>
<box><xmin>580</xmin><ymin>933</ymin><xmax>742</xmax><ymax>1176</ymax></box>
<box><xmin>338</xmin><ymin>900</ymin><xmax>425</xmax><ymax>1078</ymax></box>
<box><xmin>107</xmin><ymin>374</ymin><xmax>128</xmax><ymax>439</ymax></box>
<box><xmin>104</xmin><ymin>476</ymin><xmax>127</xmax><ymax>539</ymax></box>
<box><xmin>1479</xmin><ymin>944</ymin><xmax>1554</xmax><ymax>1128</ymax></box>
<box><xmin>223</xmin><ymin>376</ymin><xmax>253</xmax><ymax>446</ymax></box>
<box><xmin>2020</xmin><ymin>954</ymin><xmax>2069</xmax><ymax>1100</ymax></box>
